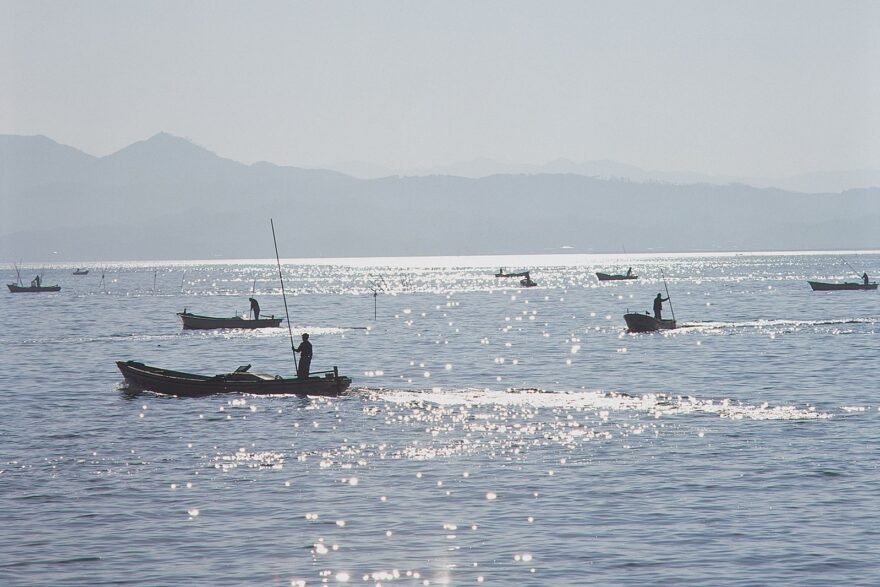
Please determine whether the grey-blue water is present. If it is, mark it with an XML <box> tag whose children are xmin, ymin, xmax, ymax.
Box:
<box><xmin>2</xmin><ymin>252</ymin><xmax>879</xmax><ymax>586</ymax></box>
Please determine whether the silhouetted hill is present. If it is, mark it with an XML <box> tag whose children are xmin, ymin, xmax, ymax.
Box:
<box><xmin>0</xmin><ymin>134</ymin><xmax>98</xmax><ymax>189</ymax></box>
<box><xmin>97</xmin><ymin>132</ymin><xmax>247</xmax><ymax>184</ymax></box>
<box><xmin>1</xmin><ymin>133</ymin><xmax>878</xmax><ymax>261</ymax></box>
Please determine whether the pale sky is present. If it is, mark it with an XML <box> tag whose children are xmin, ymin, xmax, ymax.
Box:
<box><xmin>2</xmin><ymin>0</ymin><xmax>879</xmax><ymax>177</ymax></box>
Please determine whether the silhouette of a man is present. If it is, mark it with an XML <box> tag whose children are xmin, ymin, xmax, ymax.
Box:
<box><xmin>653</xmin><ymin>293</ymin><xmax>669</xmax><ymax>319</ymax></box>
<box><xmin>626</xmin><ymin>267</ymin><xmax>633</xmax><ymax>277</ymax></box>
<box><xmin>294</xmin><ymin>333</ymin><xmax>312</xmax><ymax>379</ymax></box>
<box><xmin>249</xmin><ymin>297</ymin><xmax>260</xmax><ymax>320</ymax></box>
<box><xmin>31</xmin><ymin>275</ymin><xmax>40</xmax><ymax>288</ymax></box>
<box><xmin>864</xmin><ymin>273</ymin><xmax>869</xmax><ymax>286</ymax></box>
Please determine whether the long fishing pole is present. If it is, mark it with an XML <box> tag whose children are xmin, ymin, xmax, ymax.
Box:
<box><xmin>271</xmin><ymin>218</ymin><xmax>298</xmax><ymax>370</ymax></box>
<box><xmin>661</xmin><ymin>268</ymin><xmax>675</xmax><ymax>321</ymax></box>
<box><xmin>842</xmin><ymin>258</ymin><xmax>862</xmax><ymax>279</ymax></box>
<box><xmin>249</xmin><ymin>277</ymin><xmax>256</xmax><ymax>318</ymax></box>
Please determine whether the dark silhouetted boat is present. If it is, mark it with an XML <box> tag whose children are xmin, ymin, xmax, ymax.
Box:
<box><xmin>496</xmin><ymin>268</ymin><xmax>537</xmax><ymax>287</ymax></box>
<box><xmin>116</xmin><ymin>360</ymin><xmax>351</xmax><ymax>397</ymax></box>
<box><xmin>177</xmin><ymin>311</ymin><xmax>283</xmax><ymax>330</ymax></box>
<box><xmin>624</xmin><ymin>312</ymin><xmax>676</xmax><ymax>332</ymax></box>
<box><xmin>596</xmin><ymin>272</ymin><xmax>638</xmax><ymax>281</ymax></box>
<box><xmin>8</xmin><ymin>283</ymin><xmax>62</xmax><ymax>293</ymax></box>
<box><xmin>72</xmin><ymin>268</ymin><xmax>89</xmax><ymax>275</ymax></box>
<box><xmin>8</xmin><ymin>265</ymin><xmax>59</xmax><ymax>292</ymax></box>
<box><xmin>808</xmin><ymin>281</ymin><xmax>877</xmax><ymax>291</ymax></box>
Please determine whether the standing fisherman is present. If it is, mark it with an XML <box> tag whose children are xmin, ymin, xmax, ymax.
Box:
<box><xmin>653</xmin><ymin>293</ymin><xmax>669</xmax><ymax>320</ymax></box>
<box><xmin>294</xmin><ymin>333</ymin><xmax>312</xmax><ymax>379</ymax></box>
<box><xmin>249</xmin><ymin>297</ymin><xmax>260</xmax><ymax>320</ymax></box>
<box><xmin>863</xmin><ymin>272</ymin><xmax>870</xmax><ymax>286</ymax></box>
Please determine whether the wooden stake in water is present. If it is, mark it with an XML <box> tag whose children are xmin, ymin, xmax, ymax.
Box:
<box><xmin>271</xmin><ymin>218</ymin><xmax>298</xmax><ymax>370</ymax></box>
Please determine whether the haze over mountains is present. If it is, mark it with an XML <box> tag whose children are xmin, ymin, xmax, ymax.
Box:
<box><xmin>1</xmin><ymin>133</ymin><xmax>878</xmax><ymax>262</ymax></box>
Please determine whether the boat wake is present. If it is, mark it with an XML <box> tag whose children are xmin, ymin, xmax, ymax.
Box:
<box><xmin>677</xmin><ymin>317</ymin><xmax>878</xmax><ymax>332</ymax></box>
<box><xmin>363</xmin><ymin>387</ymin><xmax>831</xmax><ymax>421</ymax></box>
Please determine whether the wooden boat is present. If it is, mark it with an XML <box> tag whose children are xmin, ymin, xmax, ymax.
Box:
<box><xmin>808</xmin><ymin>281</ymin><xmax>877</xmax><ymax>291</ymax></box>
<box><xmin>117</xmin><ymin>360</ymin><xmax>351</xmax><ymax>397</ymax></box>
<box><xmin>624</xmin><ymin>312</ymin><xmax>676</xmax><ymax>333</ymax></box>
<box><xmin>494</xmin><ymin>269</ymin><xmax>537</xmax><ymax>287</ymax></box>
<box><xmin>596</xmin><ymin>272</ymin><xmax>638</xmax><ymax>281</ymax></box>
<box><xmin>177</xmin><ymin>311</ymin><xmax>283</xmax><ymax>330</ymax></box>
<box><xmin>72</xmin><ymin>268</ymin><xmax>89</xmax><ymax>275</ymax></box>
<box><xmin>8</xmin><ymin>283</ymin><xmax>61</xmax><ymax>293</ymax></box>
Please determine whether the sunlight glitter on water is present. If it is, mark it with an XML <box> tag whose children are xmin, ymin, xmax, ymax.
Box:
<box><xmin>4</xmin><ymin>252</ymin><xmax>879</xmax><ymax>586</ymax></box>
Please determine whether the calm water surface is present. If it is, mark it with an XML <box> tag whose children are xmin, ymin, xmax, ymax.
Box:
<box><xmin>1</xmin><ymin>252</ymin><xmax>879</xmax><ymax>586</ymax></box>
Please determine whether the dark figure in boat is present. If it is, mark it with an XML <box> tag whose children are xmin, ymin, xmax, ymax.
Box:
<box><xmin>626</xmin><ymin>267</ymin><xmax>633</xmax><ymax>277</ymax></box>
<box><xmin>864</xmin><ymin>273</ymin><xmax>869</xmax><ymax>285</ymax></box>
<box><xmin>31</xmin><ymin>275</ymin><xmax>41</xmax><ymax>287</ymax></box>
<box><xmin>653</xmin><ymin>293</ymin><xmax>669</xmax><ymax>319</ymax></box>
<box><xmin>249</xmin><ymin>297</ymin><xmax>260</xmax><ymax>319</ymax></box>
<box><xmin>294</xmin><ymin>333</ymin><xmax>312</xmax><ymax>379</ymax></box>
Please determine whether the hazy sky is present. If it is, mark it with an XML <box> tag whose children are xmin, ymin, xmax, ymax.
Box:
<box><xmin>2</xmin><ymin>0</ymin><xmax>879</xmax><ymax>177</ymax></box>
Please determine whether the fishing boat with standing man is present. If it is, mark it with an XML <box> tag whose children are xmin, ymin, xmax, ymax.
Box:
<box><xmin>117</xmin><ymin>219</ymin><xmax>352</xmax><ymax>397</ymax></box>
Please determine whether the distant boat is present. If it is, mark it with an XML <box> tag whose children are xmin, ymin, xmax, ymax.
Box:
<box><xmin>72</xmin><ymin>268</ymin><xmax>89</xmax><ymax>275</ymax></box>
<box><xmin>8</xmin><ymin>269</ymin><xmax>60</xmax><ymax>293</ymax></box>
<box><xmin>596</xmin><ymin>272</ymin><xmax>638</xmax><ymax>281</ymax></box>
<box><xmin>495</xmin><ymin>268</ymin><xmax>537</xmax><ymax>287</ymax></box>
<box><xmin>177</xmin><ymin>311</ymin><xmax>283</xmax><ymax>330</ymax></box>
<box><xmin>116</xmin><ymin>361</ymin><xmax>351</xmax><ymax>397</ymax></box>
<box><xmin>495</xmin><ymin>268</ymin><xmax>529</xmax><ymax>278</ymax></box>
<box><xmin>624</xmin><ymin>312</ymin><xmax>676</xmax><ymax>333</ymax></box>
<box><xmin>8</xmin><ymin>283</ymin><xmax>61</xmax><ymax>293</ymax></box>
<box><xmin>808</xmin><ymin>281</ymin><xmax>877</xmax><ymax>291</ymax></box>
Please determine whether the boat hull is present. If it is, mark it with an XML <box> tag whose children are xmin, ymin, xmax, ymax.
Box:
<box><xmin>72</xmin><ymin>270</ymin><xmax>89</xmax><ymax>275</ymax></box>
<box><xmin>596</xmin><ymin>272</ymin><xmax>638</xmax><ymax>281</ymax></box>
<box><xmin>178</xmin><ymin>312</ymin><xmax>283</xmax><ymax>330</ymax></box>
<box><xmin>116</xmin><ymin>361</ymin><xmax>351</xmax><ymax>397</ymax></box>
<box><xmin>624</xmin><ymin>313</ymin><xmax>676</xmax><ymax>332</ymax></box>
<box><xmin>808</xmin><ymin>281</ymin><xmax>877</xmax><ymax>291</ymax></box>
<box><xmin>8</xmin><ymin>284</ymin><xmax>61</xmax><ymax>293</ymax></box>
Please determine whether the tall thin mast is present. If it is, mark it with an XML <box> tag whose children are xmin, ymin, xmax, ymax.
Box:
<box><xmin>271</xmin><ymin>218</ymin><xmax>298</xmax><ymax>370</ymax></box>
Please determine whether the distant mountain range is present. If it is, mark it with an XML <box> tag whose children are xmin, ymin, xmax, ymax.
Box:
<box><xmin>326</xmin><ymin>157</ymin><xmax>880</xmax><ymax>194</ymax></box>
<box><xmin>1</xmin><ymin>133</ymin><xmax>878</xmax><ymax>261</ymax></box>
